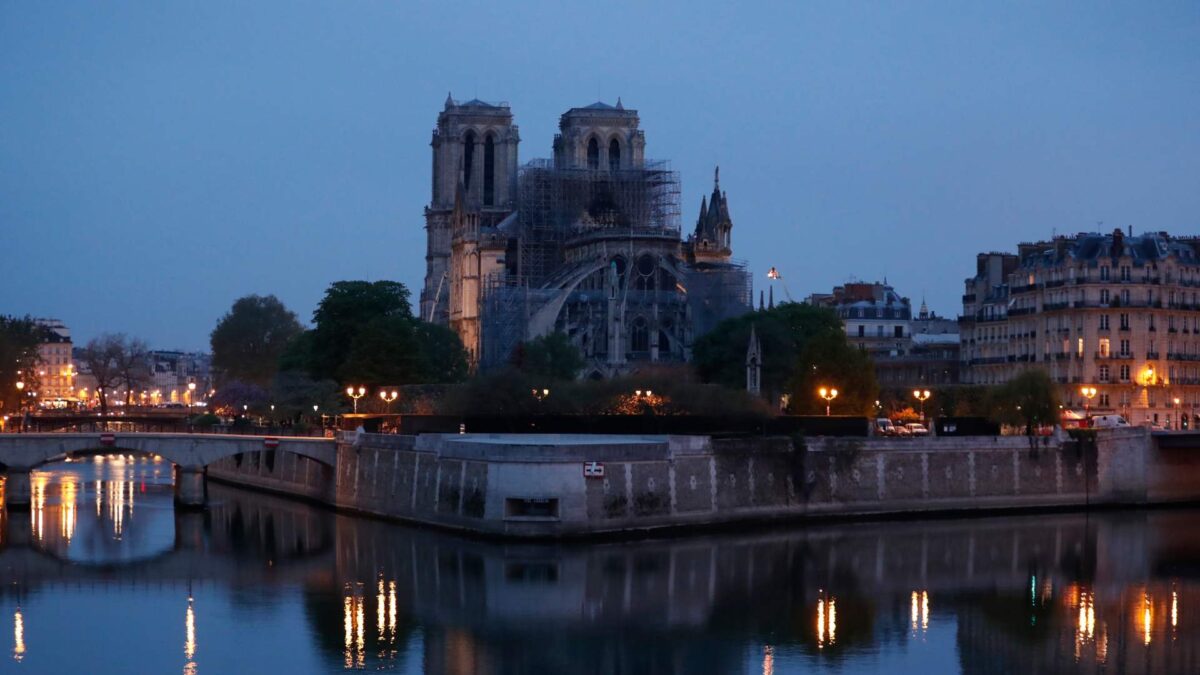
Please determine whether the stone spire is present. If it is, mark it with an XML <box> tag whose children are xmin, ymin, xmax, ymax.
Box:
<box><xmin>690</xmin><ymin>166</ymin><xmax>733</xmax><ymax>263</ymax></box>
<box><xmin>746</xmin><ymin>323</ymin><xmax>762</xmax><ymax>395</ymax></box>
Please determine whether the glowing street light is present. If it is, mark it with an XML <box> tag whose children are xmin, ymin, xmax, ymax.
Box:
<box><xmin>913</xmin><ymin>389</ymin><xmax>931</xmax><ymax>420</ymax></box>
<box><xmin>379</xmin><ymin>390</ymin><xmax>399</xmax><ymax>413</ymax></box>
<box><xmin>187</xmin><ymin>382</ymin><xmax>196</xmax><ymax>406</ymax></box>
<box><xmin>818</xmin><ymin>387</ymin><xmax>838</xmax><ymax>416</ymax></box>
<box><xmin>532</xmin><ymin>388</ymin><xmax>550</xmax><ymax>402</ymax></box>
<box><xmin>345</xmin><ymin>386</ymin><xmax>366</xmax><ymax>413</ymax></box>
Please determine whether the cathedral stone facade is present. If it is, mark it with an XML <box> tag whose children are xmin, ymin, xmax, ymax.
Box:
<box><xmin>421</xmin><ymin>97</ymin><xmax>751</xmax><ymax>377</ymax></box>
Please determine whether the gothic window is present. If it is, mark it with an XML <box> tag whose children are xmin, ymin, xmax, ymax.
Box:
<box><xmin>587</xmin><ymin>137</ymin><xmax>600</xmax><ymax>170</ymax></box>
<box><xmin>483</xmin><ymin>134</ymin><xmax>495</xmax><ymax>206</ymax></box>
<box><xmin>609</xmin><ymin>138</ymin><xmax>621</xmax><ymax>172</ymax></box>
<box><xmin>631</xmin><ymin>317</ymin><xmax>649</xmax><ymax>353</ymax></box>
<box><xmin>634</xmin><ymin>254</ymin><xmax>656</xmax><ymax>291</ymax></box>
<box><xmin>462</xmin><ymin>130</ymin><xmax>476</xmax><ymax>191</ymax></box>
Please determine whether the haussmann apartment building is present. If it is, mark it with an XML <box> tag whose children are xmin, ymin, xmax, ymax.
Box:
<box><xmin>961</xmin><ymin>228</ymin><xmax>1200</xmax><ymax>429</ymax></box>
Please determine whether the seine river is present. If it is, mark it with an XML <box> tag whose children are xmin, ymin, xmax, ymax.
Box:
<box><xmin>0</xmin><ymin>457</ymin><xmax>1197</xmax><ymax>674</ymax></box>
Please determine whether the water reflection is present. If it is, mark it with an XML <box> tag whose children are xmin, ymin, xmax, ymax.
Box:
<box><xmin>19</xmin><ymin>456</ymin><xmax>174</xmax><ymax>563</ymax></box>
<box><xmin>2</xmin><ymin>463</ymin><xmax>1200</xmax><ymax>672</ymax></box>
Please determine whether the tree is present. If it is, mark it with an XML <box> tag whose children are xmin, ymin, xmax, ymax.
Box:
<box><xmin>118</xmin><ymin>337</ymin><xmax>150</xmax><ymax>405</ymax></box>
<box><xmin>210</xmin><ymin>294</ymin><xmax>303</xmax><ymax>386</ymax></box>
<box><xmin>512</xmin><ymin>332</ymin><xmax>585</xmax><ymax>381</ymax></box>
<box><xmin>413</xmin><ymin>322</ymin><xmax>469</xmax><ymax>384</ymax></box>
<box><xmin>309</xmin><ymin>281</ymin><xmax>412</xmax><ymax>380</ymax></box>
<box><xmin>270</xmin><ymin>371</ymin><xmax>343</xmax><ymax>421</ymax></box>
<box><xmin>209</xmin><ymin>381</ymin><xmax>269</xmax><ymax>416</ymax></box>
<box><xmin>789</xmin><ymin>330</ymin><xmax>879</xmax><ymax>416</ymax></box>
<box><xmin>987</xmin><ymin>369</ymin><xmax>1060</xmax><ymax>437</ymax></box>
<box><xmin>693</xmin><ymin>302</ymin><xmax>851</xmax><ymax>403</ymax></box>
<box><xmin>79</xmin><ymin>334</ymin><xmax>125</xmax><ymax>414</ymax></box>
<box><xmin>0</xmin><ymin>316</ymin><xmax>44</xmax><ymax>414</ymax></box>
<box><xmin>338</xmin><ymin>317</ymin><xmax>469</xmax><ymax>385</ymax></box>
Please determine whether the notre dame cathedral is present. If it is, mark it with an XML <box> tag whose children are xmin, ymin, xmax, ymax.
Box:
<box><xmin>420</xmin><ymin>96</ymin><xmax>751</xmax><ymax>377</ymax></box>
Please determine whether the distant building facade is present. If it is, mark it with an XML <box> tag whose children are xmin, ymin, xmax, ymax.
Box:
<box><xmin>807</xmin><ymin>282</ymin><xmax>960</xmax><ymax>387</ymax></box>
<box><xmin>961</xmin><ymin>229</ymin><xmax>1200</xmax><ymax>428</ymax></box>
<box><xmin>34</xmin><ymin>319</ymin><xmax>74</xmax><ymax>403</ymax></box>
<box><xmin>420</xmin><ymin>96</ymin><xmax>752</xmax><ymax>377</ymax></box>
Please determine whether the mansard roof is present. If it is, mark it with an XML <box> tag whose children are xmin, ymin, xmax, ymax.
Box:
<box><xmin>1016</xmin><ymin>230</ymin><xmax>1200</xmax><ymax>269</ymax></box>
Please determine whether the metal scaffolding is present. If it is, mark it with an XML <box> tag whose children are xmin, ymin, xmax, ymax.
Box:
<box><xmin>515</xmin><ymin>159</ymin><xmax>680</xmax><ymax>287</ymax></box>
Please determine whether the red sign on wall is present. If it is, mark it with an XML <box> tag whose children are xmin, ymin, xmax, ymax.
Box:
<box><xmin>263</xmin><ymin>437</ymin><xmax>280</xmax><ymax>449</ymax></box>
<box><xmin>99</xmin><ymin>433</ymin><xmax>115</xmax><ymax>446</ymax></box>
<box><xmin>583</xmin><ymin>462</ymin><xmax>605</xmax><ymax>479</ymax></box>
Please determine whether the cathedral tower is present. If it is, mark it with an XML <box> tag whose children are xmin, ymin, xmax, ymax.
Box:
<box><xmin>552</xmin><ymin>99</ymin><xmax>645</xmax><ymax>171</ymax></box>
<box><xmin>421</xmin><ymin>95</ymin><xmax>519</xmax><ymax>324</ymax></box>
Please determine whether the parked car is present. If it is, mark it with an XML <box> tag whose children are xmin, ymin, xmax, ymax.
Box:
<box><xmin>893</xmin><ymin>424</ymin><xmax>912</xmax><ymax>437</ymax></box>
<box><xmin>1091</xmin><ymin>414</ymin><xmax>1131</xmax><ymax>429</ymax></box>
<box><xmin>875</xmin><ymin>418</ymin><xmax>897</xmax><ymax>436</ymax></box>
<box><xmin>905</xmin><ymin>423</ymin><xmax>930</xmax><ymax>437</ymax></box>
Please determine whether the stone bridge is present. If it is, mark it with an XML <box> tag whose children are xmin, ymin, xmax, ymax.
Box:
<box><xmin>0</xmin><ymin>433</ymin><xmax>336</xmax><ymax>507</ymax></box>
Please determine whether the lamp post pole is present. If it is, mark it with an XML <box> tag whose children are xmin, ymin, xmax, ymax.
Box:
<box><xmin>913</xmin><ymin>389</ymin><xmax>931</xmax><ymax>421</ymax></box>
<box><xmin>379</xmin><ymin>390</ymin><xmax>398</xmax><ymax>413</ymax></box>
<box><xmin>345</xmin><ymin>386</ymin><xmax>366</xmax><ymax>414</ymax></box>
<box><xmin>1080</xmin><ymin>386</ymin><xmax>1097</xmax><ymax>425</ymax></box>
<box><xmin>818</xmin><ymin>387</ymin><xmax>838</xmax><ymax>417</ymax></box>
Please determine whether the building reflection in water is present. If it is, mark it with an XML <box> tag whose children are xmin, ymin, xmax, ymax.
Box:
<box><xmin>184</xmin><ymin>593</ymin><xmax>197</xmax><ymax>675</ymax></box>
<box><xmin>12</xmin><ymin>607</ymin><xmax>24</xmax><ymax>663</ymax></box>
<box><xmin>911</xmin><ymin>590</ymin><xmax>929</xmax><ymax>636</ymax></box>
<box><xmin>816</xmin><ymin>593</ymin><xmax>836</xmax><ymax>649</ymax></box>
<box><xmin>343</xmin><ymin>582</ymin><xmax>365</xmax><ymax>669</ymax></box>
<box><xmin>8</xmin><ymin>468</ymin><xmax>1200</xmax><ymax>673</ymax></box>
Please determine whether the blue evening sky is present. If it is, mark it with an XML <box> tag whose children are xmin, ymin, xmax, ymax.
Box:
<box><xmin>2</xmin><ymin>2</ymin><xmax>1198</xmax><ymax>350</ymax></box>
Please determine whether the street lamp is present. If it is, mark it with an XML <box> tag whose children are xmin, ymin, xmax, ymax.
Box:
<box><xmin>379</xmin><ymin>390</ymin><xmax>398</xmax><ymax>413</ymax></box>
<box><xmin>532</xmin><ymin>388</ymin><xmax>550</xmax><ymax>402</ymax></box>
<box><xmin>345</xmin><ymin>386</ymin><xmax>366</xmax><ymax>413</ymax></box>
<box><xmin>1080</xmin><ymin>386</ymin><xmax>1097</xmax><ymax>421</ymax></box>
<box><xmin>913</xmin><ymin>389</ymin><xmax>931</xmax><ymax>421</ymax></box>
<box><xmin>187</xmin><ymin>382</ymin><xmax>196</xmax><ymax>406</ymax></box>
<box><xmin>1174</xmin><ymin>397</ymin><xmax>1182</xmax><ymax>430</ymax></box>
<box><xmin>818</xmin><ymin>387</ymin><xmax>838</xmax><ymax>417</ymax></box>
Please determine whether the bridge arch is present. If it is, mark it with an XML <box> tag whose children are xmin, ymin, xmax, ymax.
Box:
<box><xmin>0</xmin><ymin>433</ymin><xmax>337</xmax><ymax>508</ymax></box>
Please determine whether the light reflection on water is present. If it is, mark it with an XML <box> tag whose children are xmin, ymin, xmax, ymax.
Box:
<box><xmin>0</xmin><ymin>462</ymin><xmax>1199</xmax><ymax>673</ymax></box>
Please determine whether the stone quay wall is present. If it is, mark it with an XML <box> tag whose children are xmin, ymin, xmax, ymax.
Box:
<box><xmin>205</xmin><ymin>426</ymin><xmax>1200</xmax><ymax>538</ymax></box>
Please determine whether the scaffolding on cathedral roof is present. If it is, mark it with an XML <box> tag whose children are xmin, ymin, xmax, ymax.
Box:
<box><xmin>514</xmin><ymin>159</ymin><xmax>681</xmax><ymax>287</ymax></box>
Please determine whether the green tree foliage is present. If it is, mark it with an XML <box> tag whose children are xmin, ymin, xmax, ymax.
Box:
<box><xmin>0</xmin><ymin>316</ymin><xmax>44</xmax><ymax>413</ymax></box>
<box><xmin>789</xmin><ymin>330</ymin><xmax>879</xmax><ymax>416</ymax></box>
<box><xmin>512</xmin><ymin>332</ymin><xmax>585</xmax><ymax>381</ymax></box>
<box><xmin>876</xmin><ymin>385</ymin><xmax>991</xmax><ymax>419</ymax></box>
<box><xmin>986</xmin><ymin>369</ymin><xmax>1061</xmax><ymax>436</ymax></box>
<box><xmin>278</xmin><ymin>330</ymin><xmax>315</xmax><ymax>374</ymax></box>
<box><xmin>693</xmin><ymin>303</ymin><xmax>873</xmax><ymax>411</ymax></box>
<box><xmin>210</xmin><ymin>294</ymin><xmax>303</xmax><ymax>386</ymax></box>
<box><xmin>269</xmin><ymin>371</ymin><xmax>343</xmax><ymax>420</ymax></box>
<box><xmin>308</xmin><ymin>281</ymin><xmax>412</xmax><ymax>380</ymax></box>
<box><xmin>441</xmin><ymin>365</ymin><xmax>771</xmax><ymax>417</ymax></box>
<box><xmin>337</xmin><ymin>317</ymin><xmax>467</xmax><ymax>385</ymax></box>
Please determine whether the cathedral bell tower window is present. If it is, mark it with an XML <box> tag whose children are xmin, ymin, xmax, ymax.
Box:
<box><xmin>463</xmin><ymin>130</ymin><xmax>476</xmax><ymax>191</ymax></box>
<box><xmin>587</xmin><ymin>137</ymin><xmax>600</xmax><ymax>170</ymax></box>
<box><xmin>609</xmin><ymin>138</ymin><xmax>621</xmax><ymax>172</ymax></box>
<box><xmin>484</xmin><ymin>134</ymin><xmax>495</xmax><ymax>206</ymax></box>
